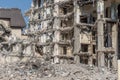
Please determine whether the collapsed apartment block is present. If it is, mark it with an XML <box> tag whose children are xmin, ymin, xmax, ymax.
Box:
<box><xmin>25</xmin><ymin>0</ymin><xmax>120</xmax><ymax>69</ymax></box>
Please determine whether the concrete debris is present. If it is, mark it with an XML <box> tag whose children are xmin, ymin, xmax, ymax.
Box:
<box><xmin>0</xmin><ymin>59</ymin><xmax>117</xmax><ymax>80</ymax></box>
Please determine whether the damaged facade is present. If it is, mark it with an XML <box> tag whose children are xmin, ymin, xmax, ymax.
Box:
<box><xmin>24</xmin><ymin>0</ymin><xmax>120</xmax><ymax>69</ymax></box>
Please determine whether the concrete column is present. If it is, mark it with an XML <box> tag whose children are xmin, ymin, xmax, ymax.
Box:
<box><xmin>88</xmin><ymin>44</ymin><xmax>93</xmax><ymax>66</ymax></box>
<box><xmin>97</xmin><ymin>21</ymin><xmax>105</xmax><ymax>67</ymax></box>
<box><xmin>53</xmin><ymin>19</ymin><xmax>61</xmax><ymax>63</ymax></box>
<box><xmin>73</xmin><ymin>0</ymin><xmax>81</xmax><ymax>63</ymax></box>
<box><xmin>42</xmin><ymin>6</ymin><xmax>47</xmax><ymax>54</ymax></box>
<box><xmin>53</xmin><ymin>44</ymin><xmax>60</xmax><ymax>63</ymax></box>
<box><xmin>98</xmin><ymin>52</ymin><xmax>105</xmax><ymax>67</ymax></box>
<box><xmin>97</xmin><ymin>0</ymin><xmax>104</xmax><ymax>19</ymax></box>
<box><xmin>74</xmin><ymin>55</ymin><xmax>80</xmax><ymax>64</ymax></box>
<box><xmin>36</xmin><ymin>0</ymin><xmax>39</xmax><ymax>8</ymax></box>
<box><xmin>97</xmin><ymin>0</ymin><xmax>105</xmax><ymax>67</ymax></box>
<box><xmin>53</xmin><ymin>25</ymin><xmax>61</xmax><ymax>63</ymax></box>
<box><xmin>53</xmin><ymin>0</ymin><xmax>61</xmax><ymax>63</ymax></box>
<box><xmin>74</xmin><ymin>27</ymin><xmax>80</xmax><ymax>54</ymax></box>
<box><xmin>118</xmin><ymin>60</ymin><xmax>120</xmax><ymax>80</ymax></box>
<box><xmin>31</xmin><ymin>0</ymin><xmax>35</xmax><ymax>8</ymax></box>
<box><xmin>112</xmin><ymin>24</ymin><xmax>118</xmax><ymax>69</ymax></box>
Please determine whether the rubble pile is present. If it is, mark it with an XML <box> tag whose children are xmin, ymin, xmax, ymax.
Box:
<box><xmin>0</xmin><ymin>59</ymin><xmax>117</xmax><ymax>80</ymax></box>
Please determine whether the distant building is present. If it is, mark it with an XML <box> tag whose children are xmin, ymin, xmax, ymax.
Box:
<box><xmin>0</xmin><ymin>8</ymin><xmax>26</xmax><ymax>39</ymax></box>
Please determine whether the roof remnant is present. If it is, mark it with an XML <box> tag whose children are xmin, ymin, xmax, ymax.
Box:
<box><xmin>0</xmin><ymin>8</ymin><xmax>26</xmax><ymax>28</ymax></box>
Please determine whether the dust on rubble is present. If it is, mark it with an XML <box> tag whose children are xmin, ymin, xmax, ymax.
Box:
<box><xmin>0</xmin><ymin>58</ymin><xmax>117</xmax><ymax>80</ymax></box>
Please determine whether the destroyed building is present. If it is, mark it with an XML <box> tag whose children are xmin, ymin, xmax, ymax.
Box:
<box><xmin>25</xmin><ymin>0</ymin><xmax>120</xmax><ymax>70</ymax></box>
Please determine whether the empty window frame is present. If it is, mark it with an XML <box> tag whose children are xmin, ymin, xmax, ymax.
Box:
<box><xmin>81</xmin><ymin>44</ymin><xmax>88</xmax><ymax>52</ymax></box>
